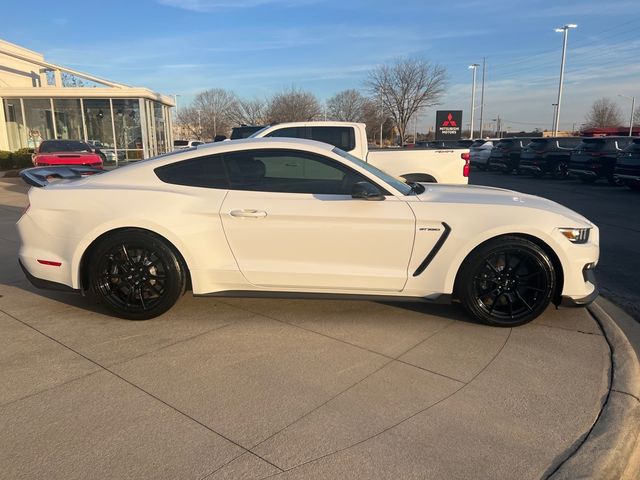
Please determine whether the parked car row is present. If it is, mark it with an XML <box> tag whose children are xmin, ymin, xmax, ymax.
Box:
<box><xmin>470</xmin><ymin>136</ymin><xmax>640</xmax><ymax>191</ymax></box>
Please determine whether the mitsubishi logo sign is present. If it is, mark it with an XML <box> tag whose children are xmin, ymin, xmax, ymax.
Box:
<box><xmin>442</xmin><ymin>113</ymin><xmax>457</xmax><ymax>127</ymax></box>
<box><xmin>435</xmin><ymin>110</ymin><xmax>462</xmax><ymax>140</ymax></box>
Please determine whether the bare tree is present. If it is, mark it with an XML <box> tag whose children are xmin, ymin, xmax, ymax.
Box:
<box><xmin>326</xmin><ymin>89</ymin><xmax>368</xmax><ymax>122</ymax></box>
<box><xmin>229</xmin><ymin>97</ymin><xmax>269</xmax><ymax>126</ymax></box>
<box><xmin>360</xmin><ymin>99</ymin><xmax>393</xmax><ymax>144</ymax></box>
<box><xmin>365</xmin><ymin>58</ymin><xmax>447</xmax><ymax>144</ymax></box>
<box><xmin>176</xmin><ymin>88</ymin><xmax>238</xmax><ymax>140</ymax></box>
<box><xmin>583</xmin><ymin>98</ymin><xmax>623</xmax><ymax>128</ymax></box>
<box><xmin>266</xmin><ymin>87</ymin><xmax>322</xmax><ymax>123</ymax></box>
<box><xmin>633</xmin><ymin>105</ymin><xmax>640</xmax><ymax>127</ymax></box>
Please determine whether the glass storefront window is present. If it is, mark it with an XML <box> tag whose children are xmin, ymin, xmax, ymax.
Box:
<box><xmin>23</xmin><ymin>99</ymin><xmax>55</xmax><ymax>148</ymax></box>
<box><xmin>154</xmin><ymin>102</ymin><xmax>167</xmax><ymax>154</ymax></box>
<box><xmin>3</xmin><ymin>99</ymin><xmax>27</xmax><ymax>150</ymax></box>
<box><xmin>112</xmin><ymin>99</ymin><xmax>143</xmax><ymax>160</ymax></box>
<box><xmin>53</xmin><ymin>99</ymin><xmax>84</xmax><ymax>141</ymax></box>
<box><xmin>83</xmin><ymin>99</ymin><xmax>114</xmax><ymax>149</ymax></box>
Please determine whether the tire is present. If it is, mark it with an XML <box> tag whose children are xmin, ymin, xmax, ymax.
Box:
<box><xmin>456</xmin><ymin>236</ymin><xmax>556</xmax><ymax>327</ymax></box>
<box><xmin>607</xmin><ymin>175</ymin><xmax>624</xmax><ymax>187</ymax></box>
<box><xmin>551</xmin><ymin>162</ymin><xmax>568</xmax><ymax>179</ymax></box>
<box><xmin>88</xmin><ymin>230</ymin><xmax>186</xmax><ymax>320</ymax></box>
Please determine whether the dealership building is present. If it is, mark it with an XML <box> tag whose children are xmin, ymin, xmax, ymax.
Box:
<box><xmin>0</xmin><ymin>39</ymin><xmax>174</xmax><ymax>160</ymax></box>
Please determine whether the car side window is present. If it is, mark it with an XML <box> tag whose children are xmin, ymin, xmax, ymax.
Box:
<box><xmin>308</xmin><ymin>127</ymin><xmax>356</xmax><ymax>151</ymax></box>
<box><xmin>264</xmin><ymin>126</ymin><xmax>356</xmax><ymax>151</ymax></box>
<box><xmin>223</xmin><ymin>149</ymin><xmax>377</xmax><ymax>195</ymax></box>
<box><xmin>265</xmin><ymin>127</ymin><xmax>307</xmax><ymax>139</ymax></box>
<box><xmin>154</xmin><ymin>155</ymin><xmax>229</xmax><ymax>189</ymax></box>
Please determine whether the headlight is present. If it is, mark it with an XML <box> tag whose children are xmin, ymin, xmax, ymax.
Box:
<box><xmin>558</xmin><ymin>227</ymin><xmax>590</xmax><ymax>244</ymax></box>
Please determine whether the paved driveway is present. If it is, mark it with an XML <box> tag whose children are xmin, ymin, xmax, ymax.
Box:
<box><xmin>0</xmin><ymin>177</ymin><xmax>610</xmax><ymax>479</ymax></box>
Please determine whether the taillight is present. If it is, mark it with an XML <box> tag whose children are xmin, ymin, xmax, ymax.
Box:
<box><xmin>462</xmin><ymin>152</ymin><xmax>470</xmax><ymax>177</ymax></box>
<box><xmin>37</xmin><ymin>259</ymin><xmax>62</xmax><ymax>267</ymax></box>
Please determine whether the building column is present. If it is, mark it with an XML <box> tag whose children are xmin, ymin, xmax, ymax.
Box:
<box><xmin>0</xmin><ymin>97</ymin><xmax>10</xmax><ymax>151</ymax></box>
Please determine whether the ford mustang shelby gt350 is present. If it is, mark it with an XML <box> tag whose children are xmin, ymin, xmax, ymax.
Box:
<box><xmin>18</xmin><ymin>138</ymin><xmax>599</xmax><ymax>326</ymax></box>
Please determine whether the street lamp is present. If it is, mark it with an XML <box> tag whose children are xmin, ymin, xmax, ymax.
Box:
<box><xmin>553</xmin><ymin>24</ymin><xmax>577</xmax><ymax>136</ymax></box>
<box><xmin>618</xmin><ymin>94</ymin><xmax>635</xmax><ymax>136</ymax></box>
<box><xmin>551</xmin><ymin>103</ymin><xmax>558</xmax><ymax>133</ymax></box>
<box><xmin>469</xmin><ymin>64</ymin><xmax>479</xmax><ymax>139</ymax></box>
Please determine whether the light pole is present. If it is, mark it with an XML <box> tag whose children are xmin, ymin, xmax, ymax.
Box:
<box><xmin>618</xmin><ymin>94</ymin><xmax>635</xmax><ymax>136</ymax></box>
<box><xmin>469</xmin><ymin>63</ymin><xmax>479</xmax><ymax>139</ymax></box>
<box><xmin>553</xmin><ymin>24</ymin><xmax>577</xmax><ymax>136</ymax></box>
<box><xmin>196</xmin><ymin>109</ymin><xmax>202</xmax><ymax>139</ymax></box>
<box><xmin>551</xmin><ymin>103</ymin><xmax>558</xmax><ymax>133</ymax></box>
<box><xmin>479</xmin><ymin>57</ymin><xmax>486</xmax><ymax>138</ymax></box>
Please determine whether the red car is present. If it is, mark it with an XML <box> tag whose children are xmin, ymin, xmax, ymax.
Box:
<box><xmin>32</xmin><ymin>140</ymin><xmax>103</xmax><ymax>169</ymax></box>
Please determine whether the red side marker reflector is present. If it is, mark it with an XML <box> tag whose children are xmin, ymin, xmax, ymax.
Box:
<box><xmin>37</xmin><ymin>259</ymin><xmax>62</xmax><ymax>267</ymax></box>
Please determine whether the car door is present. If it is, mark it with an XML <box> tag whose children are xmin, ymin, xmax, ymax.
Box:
<box><xmin>219</xmin><ymin>148</ymin><xmax>416</xmax><ymax>292</ymax></box>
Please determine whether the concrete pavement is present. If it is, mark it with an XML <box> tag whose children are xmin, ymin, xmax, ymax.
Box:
<box><xmin>0</xmin><ymin>176</ymin><xmax>638</xmax><ymax>479</ymax></box>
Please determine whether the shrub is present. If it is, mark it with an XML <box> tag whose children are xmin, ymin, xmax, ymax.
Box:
<box><xmin>0</xmin><ymin>149</ymin><xmax>34</xmax><ymax>170</ymax></box>
<box><xmin>0</xmin><ymin>150</ymin><xmax>11</xmax><ymax>170</ymax></box>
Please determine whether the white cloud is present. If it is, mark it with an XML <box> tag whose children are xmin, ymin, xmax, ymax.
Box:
<box><xmin>157</xmin><ymin>0</ymin><xmax>316</xmax><ymax>11</ymax></box>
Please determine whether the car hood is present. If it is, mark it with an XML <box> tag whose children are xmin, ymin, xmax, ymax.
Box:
<box><xmin>415</xmin><ymin>184</ymin><xmax>592</xmax><ymax>226</ymax></box>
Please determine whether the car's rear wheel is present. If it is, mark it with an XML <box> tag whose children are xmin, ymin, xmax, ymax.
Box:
<box><xmin>607</xmin><ymin>174</ymin><xmax>624</xmax><ymax>186</ymax></box>
<box><xmin>551</xmin><ymin>161</ymin><xmax>568</xmax><ymax>179</ymax></box>
<box><xmin>457</xmin><ymin>237</ymin><xmax>556</xmax><ymax>327</ymax></box>
<box><xmin>88</xmin><ymin>230</ymin><xmax>186</xmax><ymax>320</ymax></box>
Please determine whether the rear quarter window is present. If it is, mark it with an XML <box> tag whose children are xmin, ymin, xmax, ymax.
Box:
<box><xmin>155</xmin><ymin>154</ymin><xmax>229</xmax><ymax>189</ymax></box>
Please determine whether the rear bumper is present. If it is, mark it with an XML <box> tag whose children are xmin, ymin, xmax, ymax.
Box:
<box><xmin>19</xmin><ymin>259</ymin><xmax>79</xmax><ymax>293</ymax></box>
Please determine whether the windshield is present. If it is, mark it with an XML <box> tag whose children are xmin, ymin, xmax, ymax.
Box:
<box><xmin>39</xmin><ymin>140</ymin><xmax>91</xmax><ymax>153</ymax></box>
<box><xmin>248</xmin><ymin>126</ymin><xmax>272</xmax><ymax>138</ymax></box>
<box><xmin>332</xmin><ymin>147</ymin><xmax>413</xmax><ymax>195</ymax></box>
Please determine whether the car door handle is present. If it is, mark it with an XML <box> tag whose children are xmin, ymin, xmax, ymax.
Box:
<box><xmin>229</xmin><ymin>209</ymin><xmax>267</xmax><ymax>218</ymax></box>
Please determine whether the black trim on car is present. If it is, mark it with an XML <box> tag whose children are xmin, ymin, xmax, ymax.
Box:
<box><xmin>412</xmin><ymin>222</ymin><xmax>451</xmax><ymax>277</ymax></box>
<box><xmin>19</xmin><ymin>260</ymin><xmax>79</xmax><ymax>293</ymax></box>
<box><xmin>196</xmin><ymin>290</ymin><xmax>452</xmax><ymax>304</ymax></box>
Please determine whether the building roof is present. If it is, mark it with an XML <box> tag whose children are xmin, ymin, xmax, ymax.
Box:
<box><xmin>0</xmin><ymin>39</ymin><xmax>174</xmax><ymax>106</ymax></box>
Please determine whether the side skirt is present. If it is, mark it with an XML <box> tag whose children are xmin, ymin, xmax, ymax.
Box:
<box><xmin>195</xmin><ymin>290</ymin><xmax>452</xmax><ymax>304</ymax></box>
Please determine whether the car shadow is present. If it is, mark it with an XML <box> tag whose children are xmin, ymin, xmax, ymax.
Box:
<box><xmin>377</xmin><ymin>300</ymin><xmax>482</xmax><ymax>325</ymax></box>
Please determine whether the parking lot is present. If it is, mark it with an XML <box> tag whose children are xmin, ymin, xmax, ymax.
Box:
<box><xmin>1</xmin><ymin>175</ymin><xmax>638</xmax><ymax>479</ymax></box>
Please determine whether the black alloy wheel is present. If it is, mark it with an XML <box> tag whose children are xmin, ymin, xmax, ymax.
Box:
<box><xmin>457</xmin><ymin>237</ymin><xmax>556</xmax><ymax>327</ymax></box>
<box><xmin>607</xmin><ymin>174</ymin><xmax>625</xmax><ymax>187</ymax></box>
<box><xmin>88</xmin><ymin>230</ymin><xmax>186</xmax><ymax>320</ymax></box>
<box><xmin>551</xmin><ymin>161</ymin><xmax>568</xmax><ymax>179</ymax></box>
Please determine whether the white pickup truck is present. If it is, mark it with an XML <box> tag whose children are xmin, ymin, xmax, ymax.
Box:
<box><xmin>249</xmin><ymin>122</ymin><xmax>470</xmax><ymax>184</ymax></box>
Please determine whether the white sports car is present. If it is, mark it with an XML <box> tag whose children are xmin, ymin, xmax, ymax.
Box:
<box><xmin>17</xmin><ymin>138</ymin><xmax>599</xmax><ymax>327</ymax></box>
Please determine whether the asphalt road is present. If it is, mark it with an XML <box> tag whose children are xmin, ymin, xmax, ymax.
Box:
<box><xmin>470</xmin><ymin>170</ymin><xmax>640</xmax><ymax>323</ymax></box>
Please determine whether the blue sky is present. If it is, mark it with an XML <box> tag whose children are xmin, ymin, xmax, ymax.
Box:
<box><xmin>3</xmin><ymin>0</ymin><xmax>640</xmax><ymax>132</ymax></box>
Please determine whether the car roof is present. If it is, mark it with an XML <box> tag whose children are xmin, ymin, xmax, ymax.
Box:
<box><xmin>193</xmin><ymin>136</ymin><xmax>336</xmax><ymax>153</ymax></box>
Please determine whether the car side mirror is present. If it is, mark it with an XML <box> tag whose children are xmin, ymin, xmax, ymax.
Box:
<box><xmin>351</xmin><ymin>181</ymin><xmax>385</xmax><ymax>201</ymax></box>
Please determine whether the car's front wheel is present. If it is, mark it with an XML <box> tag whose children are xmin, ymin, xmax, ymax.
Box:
<box><xmin>88</xmin><ymin>230</ymin><xmax>186</xmax><ymax>320</ymax></box>
<box><xmin>457</xmin><ymin>237</ymin><xmax>556</xmax><ymax>327</ymax></box>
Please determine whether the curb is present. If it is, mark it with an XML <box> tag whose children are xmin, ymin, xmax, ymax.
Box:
<box><xmin>549</xmin><ymin>300</ymin><xmax>640</xmax><ymax>480</ymax></box>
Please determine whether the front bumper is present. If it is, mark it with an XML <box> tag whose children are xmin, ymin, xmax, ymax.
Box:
<box><xmin>567</xmin><ymin>168</ymin><xmax>597</xmax><ymax>178</ymax></box>
<box><xmin>560</xmin><ymin>267</ymin><xmax>598</xmax><ymax>307</ymax></box>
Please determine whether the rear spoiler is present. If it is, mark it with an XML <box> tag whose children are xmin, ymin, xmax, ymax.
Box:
<box><xmin>20</xmin><ymin>166</ymin><xmax>105</xmax><ymax>188</ymax></box>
